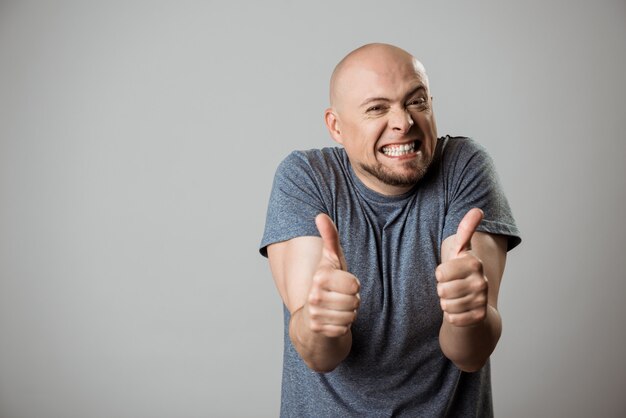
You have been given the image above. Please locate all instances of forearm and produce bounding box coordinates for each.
[289,306,352,373]
[438,304,502,372]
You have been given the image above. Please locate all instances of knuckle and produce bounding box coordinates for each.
[472,277,488,292]
[310,321,323,332]
[353,278,361,293]
[464,255,482,272]
[335,326,349,337]
[324,326,343,338]
[349,311,358,323]
[476,293,487,305]
[308,290,322,305]
[473,308,486,322]
[312,272,325,287]
[467,257,482,272]
[435,267,445,282]
[308,306,320,320]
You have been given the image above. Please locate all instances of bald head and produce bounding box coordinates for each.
[329,43,429,110]
[323,43,438,195]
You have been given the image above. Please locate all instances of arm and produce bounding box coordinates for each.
[436,208,508,372]
[267,214,360,373]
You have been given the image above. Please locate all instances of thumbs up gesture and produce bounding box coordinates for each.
[304,213,360,338]
[436,208,488,327]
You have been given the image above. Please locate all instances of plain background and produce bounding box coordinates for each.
[1,1,625,417]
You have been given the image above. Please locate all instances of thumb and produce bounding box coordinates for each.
[454,208,484,256]
[315,213,347,270]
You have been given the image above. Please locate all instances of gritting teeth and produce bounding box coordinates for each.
[382,141,415,156]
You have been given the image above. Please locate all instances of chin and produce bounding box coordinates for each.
[361,161,429,188]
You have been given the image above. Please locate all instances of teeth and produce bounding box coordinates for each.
[382,142,416,156]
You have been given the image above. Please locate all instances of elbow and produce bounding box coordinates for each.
[441,343,492,373]
[303,357,342,373]
[452,358,488,373]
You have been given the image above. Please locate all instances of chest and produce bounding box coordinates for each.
[335,192,446,335]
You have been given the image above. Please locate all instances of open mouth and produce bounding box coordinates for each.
[380,140,421,157]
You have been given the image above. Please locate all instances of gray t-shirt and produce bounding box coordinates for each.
[260,136,521,417]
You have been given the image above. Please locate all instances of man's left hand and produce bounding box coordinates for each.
[436,208,488,327]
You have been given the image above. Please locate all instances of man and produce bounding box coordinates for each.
[260,43,521,417]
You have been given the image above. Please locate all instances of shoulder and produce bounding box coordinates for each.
[278,147,346,172]
[439,135,488,159]
[436,135,495,174]
[260,147,349,257]
[275,147,350,189]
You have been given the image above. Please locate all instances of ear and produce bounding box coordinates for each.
[324,108,343,145]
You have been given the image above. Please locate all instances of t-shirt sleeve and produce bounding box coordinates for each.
[259,151,327,257]
[441,138,521,251]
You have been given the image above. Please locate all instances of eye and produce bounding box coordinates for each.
[366,104,387,114]
[407,97,427,107]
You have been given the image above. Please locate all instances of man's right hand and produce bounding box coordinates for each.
[303,213,360,338]
[267,213,360,371]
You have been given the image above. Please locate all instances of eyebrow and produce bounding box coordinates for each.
[359,85,427,108]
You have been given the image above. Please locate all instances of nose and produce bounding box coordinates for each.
[389,108,414,133]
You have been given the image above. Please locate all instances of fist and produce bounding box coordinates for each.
[436,208,488,327]
[305,214,360,338]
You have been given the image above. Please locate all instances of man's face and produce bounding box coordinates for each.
[328,56,438,195]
